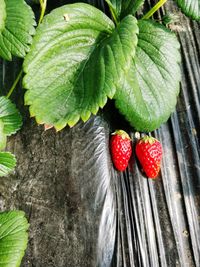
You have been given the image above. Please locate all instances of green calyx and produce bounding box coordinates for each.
[140,135,157,144]
[112,130,131,140]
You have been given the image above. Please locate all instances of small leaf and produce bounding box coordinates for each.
[114,20,181,132]
[105,0,144,20]
[0,96,22,136]
[0,151,16,176]
[0,210,29,267]
[23,3,138,130]
[161,13,180,25]
[128,0,145,16]
[0,121,7,150]
[175,0,200,20]
[0,0,36,61]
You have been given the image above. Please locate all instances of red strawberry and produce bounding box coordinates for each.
[136,136,162,178]
[110,130,132,171]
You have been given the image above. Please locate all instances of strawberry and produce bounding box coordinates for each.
[110,130,132,171]
[136,136,162,178]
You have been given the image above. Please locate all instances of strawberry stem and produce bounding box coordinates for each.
[39,0,47,25]
[6,69,23,98]
[105,0,119,25]
[142,0,168,19]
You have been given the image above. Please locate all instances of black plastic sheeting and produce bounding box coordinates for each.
[0,0,200,266]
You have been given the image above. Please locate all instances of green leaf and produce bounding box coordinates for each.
[23,3,138,130]
[175,0,200,20]
[0,96,22,136]
[0,0,36,61]
[128,0,145,16]
[105,0,144,21]
[0,210,29,267]
[0,121,7,150]
[0,151,16,176]
[114,20,181,132]
[0,0,6,32]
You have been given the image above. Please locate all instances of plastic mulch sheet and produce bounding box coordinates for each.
[0,0,200,266]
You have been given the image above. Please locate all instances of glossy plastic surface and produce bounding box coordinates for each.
[0,0,199,266]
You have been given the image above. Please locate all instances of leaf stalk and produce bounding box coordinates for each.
[39,0,47,25]
[6,69,23,98]
[142,0,168,19]
[105,0,119,25]
[109,6,119,25]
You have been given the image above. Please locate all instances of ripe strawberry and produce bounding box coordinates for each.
[110,130,132,171]
[136,136,162,178]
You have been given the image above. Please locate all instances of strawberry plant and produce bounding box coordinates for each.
[0,0,199,265]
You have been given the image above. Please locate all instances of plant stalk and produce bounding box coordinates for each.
[142,0,168,19]
[109,6,118,25]
[6,69,23,98]
[105,0,119,25]
[39,0,47,25]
